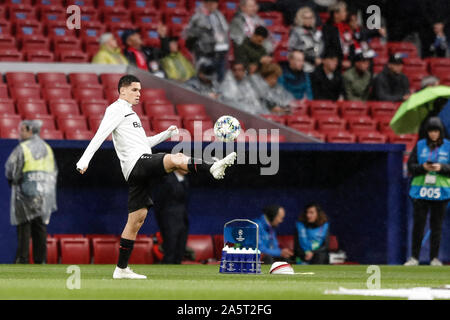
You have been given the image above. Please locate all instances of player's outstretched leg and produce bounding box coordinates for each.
[163,152,237,179]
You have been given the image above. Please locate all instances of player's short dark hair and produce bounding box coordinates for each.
[254,26,269,38]
[118,75,141,93]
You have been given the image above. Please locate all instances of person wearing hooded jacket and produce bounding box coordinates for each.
[5,120,58,264]
[405,117,450,266]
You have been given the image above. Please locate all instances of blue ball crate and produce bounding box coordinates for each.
[219,219,262,274]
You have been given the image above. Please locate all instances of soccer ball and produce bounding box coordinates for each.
[214,115,241,142]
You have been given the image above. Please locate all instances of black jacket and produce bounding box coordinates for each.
[310,65,343,101]
[371,66,410,102]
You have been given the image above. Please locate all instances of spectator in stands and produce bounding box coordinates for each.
[152,170,190,264]
[92,33,128,65]
[122,26,169,78]
[184,0,230,82]
[371,54,410,102]
[310,51,344,101]
[405,117,450,266]
[234,26,272,74]
[258,0,321,27]
[160,37,196,83]
[254,205,294,265]
[321,1,351,70]
[184,59,221,99]
[428,21,450,57]
[294,203,330,265]
[229,0,273,53]
[421,75,440,89]
[220,61,267,114]
[288,6,324,73]
[342,50,372,101]
[347,11,386,59]
[249,62,295,114]
[278,50,313,100]
[5,120,58,264]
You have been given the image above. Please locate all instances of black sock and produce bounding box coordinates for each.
[117,238,135,269]
[187,158,212,174]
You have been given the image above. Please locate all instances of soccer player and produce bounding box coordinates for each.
[76,75,236,279]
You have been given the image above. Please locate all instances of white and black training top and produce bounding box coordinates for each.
[76,98,172,181]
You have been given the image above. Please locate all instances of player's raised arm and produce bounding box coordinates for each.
[76,106,124,174]
[147,125,179,148]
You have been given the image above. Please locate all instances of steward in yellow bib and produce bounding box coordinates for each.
[5,120,57,263]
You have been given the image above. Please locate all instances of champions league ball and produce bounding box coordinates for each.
[214,115,241,142]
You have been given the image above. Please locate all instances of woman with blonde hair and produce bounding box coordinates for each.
[288,6,324,73]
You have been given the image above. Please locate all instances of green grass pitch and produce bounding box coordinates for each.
[0,264,448,300]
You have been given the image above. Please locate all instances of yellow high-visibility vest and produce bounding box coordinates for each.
[20,141,55,173]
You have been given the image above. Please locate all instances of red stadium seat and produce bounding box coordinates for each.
[0,127,20,138]
[388,133,417,152]
[0,99,16,115]
[348,117,377,133]
[0,35,16,49]
[19,34,50,51]
[387,41,418,57]
[338,100,369,119]
[100,73,125,89]
[277,235,294,251]
[176,104,208,118]
[92,237,119,264]
[80,101,107,117]
[212,234,224,260]
[184,118,214,138]
[37,72,68,87]
[0,19,11,36]
[14,20,42,38]
[129,0,155,10]
[0,48,23,61]
[132,8,161,27]
[290,99,309,115]
[42,87,73,101]
[66,0,95,6]
[60,237,90,264]
[24,114,56,131]
[65,129,94,140]
[10,86,41,101]
[357,131,387,144]
[184,235,214,263]
[141,88,167,103]
[73,87,105,103]
[6,72,36,87]
[24,49,54,62]
[104,89,119,104]
[17,100,48,116]
[151,115,182,132]
[328,235,339,252]
[0,84,8,98]
[57,49,89,63]
[49,100,80,117]
[88,114,103,132]
[52,36,81,52]
[317,116,347,134]
[144,103,176,119]
[69,73,100,87]
[326,131,356,143]
[129,236,154,264]
[310,100,338,117]
[57,115,88,132]
[368,101,398,119]
[289,122,316,133]
[40,128,63,139]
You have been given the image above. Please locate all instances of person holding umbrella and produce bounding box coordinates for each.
[405,117,450,266]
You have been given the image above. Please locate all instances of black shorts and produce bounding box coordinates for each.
[127,153,167,213]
